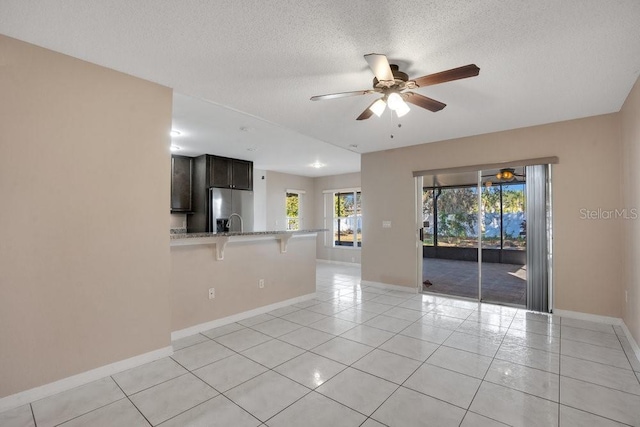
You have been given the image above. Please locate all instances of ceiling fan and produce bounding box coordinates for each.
[482,168,526,187]
[310,54,480,120]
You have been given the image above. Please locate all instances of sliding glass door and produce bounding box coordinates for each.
[421,167,531,307]
[480,180,527,306]
[422,182,479,301]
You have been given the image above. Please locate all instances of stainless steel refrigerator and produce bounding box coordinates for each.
[209,188,254,232]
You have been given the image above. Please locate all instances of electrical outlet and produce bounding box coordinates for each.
[382,221,392,228]
[259,279,265,289]
[208,288,215,299]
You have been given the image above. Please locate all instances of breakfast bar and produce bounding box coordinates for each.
[170,230,324,339]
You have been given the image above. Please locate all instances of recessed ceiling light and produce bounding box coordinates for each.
[170,145,181,151]
[349,144,359,149]
[239,126,253,132]
[310,162,326,169]
[246,147,258,152]
[170,129,181,137]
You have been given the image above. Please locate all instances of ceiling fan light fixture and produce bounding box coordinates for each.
[386,92,404,111]
[395,101,410,118]
[369,98,387,117]
[496,168,515,181]
[310,55,479,121]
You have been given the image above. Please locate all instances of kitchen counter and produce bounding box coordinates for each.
[170,229,326,260]
[170,229,326,240]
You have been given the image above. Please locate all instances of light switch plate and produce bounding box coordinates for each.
[382,221,392,228]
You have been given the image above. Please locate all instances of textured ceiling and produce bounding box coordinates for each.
[2,1,640,174]
[172,93,360,177]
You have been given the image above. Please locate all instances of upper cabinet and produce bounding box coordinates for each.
[171,155,193,212]
[209,155,253,191]
[187,154,254,232]
[210,156,232,188]
[231,159,253,190]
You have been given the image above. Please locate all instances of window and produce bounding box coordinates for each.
[492,183,526,251]
[286,191,302,231]
[334,191,362,247]
[435,186,479,247]
[422,183,526,251]
[480,183,526,250]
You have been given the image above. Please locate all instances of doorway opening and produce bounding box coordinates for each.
[419,168,527,307]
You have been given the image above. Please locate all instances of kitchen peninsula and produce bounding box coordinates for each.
[170,229,324,339]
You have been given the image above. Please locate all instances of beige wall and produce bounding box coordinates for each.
[362,114,623,317]
[265,171,315,231]
[253,168,268,230]
[621,76,640,343]
[171,237,316,331]
[0,36,173,398]
[313,172,362,263]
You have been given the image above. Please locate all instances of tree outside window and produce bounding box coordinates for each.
[422,183,526,250]
[286,192,300,230]
[334,191,361,247]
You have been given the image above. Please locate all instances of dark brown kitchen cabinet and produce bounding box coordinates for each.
[210,156,232,188]
[171,155,193,212]
[209,155,253,190]
[232,159,253,190]
[188,154,253,232]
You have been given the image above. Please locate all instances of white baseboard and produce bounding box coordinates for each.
[316,259,361,267]
[619,322,640,366]
[0,346,172,413]
[552,309,623,325]
[361,280,418,294]
[552,309,640,364]
[171,292,317,341]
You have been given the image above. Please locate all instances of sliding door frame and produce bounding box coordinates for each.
[416,160,556,310]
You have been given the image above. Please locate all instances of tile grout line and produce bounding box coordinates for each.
[245,287,469,421]
[47,397,133,427]
[29,403,36,427]
[557,402,635,427]
[556,315,636,426]
[168,347,266,426]
[256,288,426,424]
[110,378,154,427]
[233,304,386,426]
[612,324,640,379]
[461,304,518,427]
[358,304,476,425]
[183,305,378,425]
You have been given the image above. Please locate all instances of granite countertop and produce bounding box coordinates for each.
[170,229,327,239]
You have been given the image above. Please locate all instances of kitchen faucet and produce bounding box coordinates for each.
[227,213,244,232]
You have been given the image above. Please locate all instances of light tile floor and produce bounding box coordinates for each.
[2,262,640,426]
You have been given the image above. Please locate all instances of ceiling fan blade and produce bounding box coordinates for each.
[364,53,394,83]
[403,92,446,112]
[356,99,379,120]
[310,89,376,101]
[413,64,480,88]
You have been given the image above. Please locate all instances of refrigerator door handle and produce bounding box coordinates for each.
[208,188,212,232]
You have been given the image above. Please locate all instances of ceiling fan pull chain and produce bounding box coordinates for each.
[390,107,395,138]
